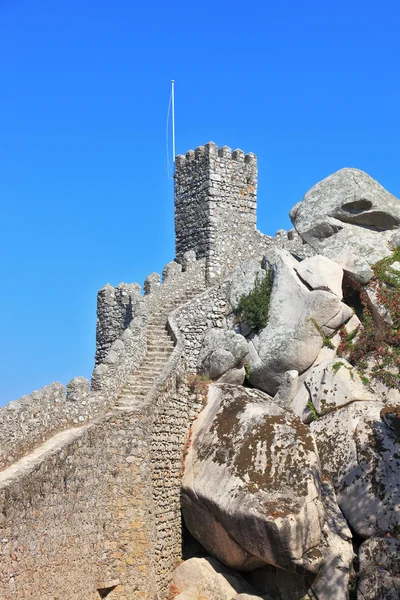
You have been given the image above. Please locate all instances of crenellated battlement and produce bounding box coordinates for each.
[175,141,256,167]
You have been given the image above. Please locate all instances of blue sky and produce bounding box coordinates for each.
[1,0,399,403]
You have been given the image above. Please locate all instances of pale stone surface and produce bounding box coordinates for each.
[233,595,272,600]
[290,382,312,423]
[182,384,324,572]
[273,370,299,408]
[295,254,344,298]
[175,587,199,600]
[199,328,248,380]
[246,248,349,395]
[310,481,354,600]
[290,167,400,283]
[305,358,375,416]
[358,538,400,600]
[311,401,400,538]
[216,366,246,385]
[172,557,255,599]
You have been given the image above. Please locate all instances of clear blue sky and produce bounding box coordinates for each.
[1,0,399,403]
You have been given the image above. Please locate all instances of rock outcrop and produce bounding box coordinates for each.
[182,384,324,572]
[357,538,400,600]
[290,168,400,283]
[198,328,248,380]
[244,248,351,394]
[311,401,400,538]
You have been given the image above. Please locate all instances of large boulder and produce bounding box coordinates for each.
[246,248,351,395]
[172,557,262,600]
[310,401,400,538]
[290,168,400,283]
[246,481,353,600]
[182,384,325,572]
[357,538,400,600]
[305,358,375,416]
[199,328,248,380]
[294,254,344,298]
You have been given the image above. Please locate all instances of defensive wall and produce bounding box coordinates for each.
[0,142,310,599]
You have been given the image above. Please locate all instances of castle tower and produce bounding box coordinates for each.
[174,141,258,282]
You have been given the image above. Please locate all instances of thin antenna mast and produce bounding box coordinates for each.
[171,80,176,165]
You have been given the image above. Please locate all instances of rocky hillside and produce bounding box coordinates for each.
[173,168,400,600]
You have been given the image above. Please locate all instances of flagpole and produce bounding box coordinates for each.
[171,80,175,166]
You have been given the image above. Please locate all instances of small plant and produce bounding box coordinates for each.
[348,574,358,598]
[311,318,335,349]
[307,399,319,421]
[242,359,251,380]
[234,271,273,331]
[331,361,355,380]
[339,248,400,389]
[360,375,371,386]
[331,361,343,375]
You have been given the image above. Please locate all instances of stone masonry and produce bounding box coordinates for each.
[0,142,313,599]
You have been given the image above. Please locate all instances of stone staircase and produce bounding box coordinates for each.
[115,289,200,408]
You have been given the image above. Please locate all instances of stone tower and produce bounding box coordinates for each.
[174,141,258,282]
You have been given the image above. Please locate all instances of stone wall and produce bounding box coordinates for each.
[95,282,142,365]
[174,280,231,371]
[0,379,113,472]
[91,296,148,398]
[0,409,157,600]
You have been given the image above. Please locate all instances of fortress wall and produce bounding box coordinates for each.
[91,297,148,397]
[144,253,206,305]
[148,298,208,597]
[0,380,112,472]
[0,409,158,600]
[0,296,148,473]
[95,283,142,365]
[174,279,231,371]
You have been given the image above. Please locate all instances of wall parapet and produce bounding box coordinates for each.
[91,296,148,398]
[0,380,110,471]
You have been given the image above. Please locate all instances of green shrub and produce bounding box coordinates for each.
[339,247,400,389]
[234,271,273,330]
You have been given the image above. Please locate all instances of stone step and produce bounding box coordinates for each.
[147,341,174,349]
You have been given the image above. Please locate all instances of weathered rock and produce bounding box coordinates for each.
[273,370,299,408]
[295,255,344,298]
[291,382,313,423]
[358,538,400,600]
[380,404,400,438]
[172,557,255,600]
[229,259,266,311]
[216,366,246,385]
[248,565,315,600]
[175,587,199,600]
[233,595,270,600]
[182,384,324,572]
[311,401,400,538]
[290,168,400,283]
[199,329,248,380]
[310,481,354,600]
[305,358,375,416]
[246,248,350,395]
